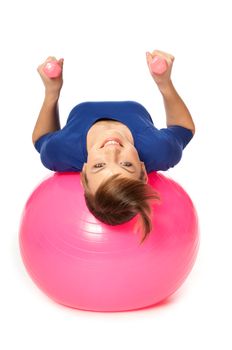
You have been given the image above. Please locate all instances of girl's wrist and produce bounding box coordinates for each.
[44,90,60,103]
[157,80,174,96]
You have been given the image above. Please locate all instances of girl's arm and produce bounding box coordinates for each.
[32,57,64,144]
[159,80,195,134]
[146,50,195,134]
[32,94,60,144]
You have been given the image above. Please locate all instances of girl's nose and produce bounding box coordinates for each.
[104,145,121,152]
[104,145,121,159]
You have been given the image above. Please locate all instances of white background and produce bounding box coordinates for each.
[1,0,232,349]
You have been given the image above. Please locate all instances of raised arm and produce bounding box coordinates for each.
[146,50,195,134]
[32,57,64,144]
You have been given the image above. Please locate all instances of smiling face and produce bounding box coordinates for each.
[81,127,148,194]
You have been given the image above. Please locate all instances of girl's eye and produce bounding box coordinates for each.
[123,162,132,167]
[94,163,105,168]
[94,162,132,168]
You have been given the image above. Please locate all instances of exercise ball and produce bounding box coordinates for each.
[19,172,199,312]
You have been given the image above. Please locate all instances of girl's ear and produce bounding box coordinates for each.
[141,162,148,184]
[80,163,87,188]
[80,177,84,188]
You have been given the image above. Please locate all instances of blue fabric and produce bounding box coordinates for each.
[34,101,193,173]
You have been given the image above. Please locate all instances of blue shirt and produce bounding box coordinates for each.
[34,101,193,173]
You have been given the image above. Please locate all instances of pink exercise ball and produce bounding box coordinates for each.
[19,172,199,312]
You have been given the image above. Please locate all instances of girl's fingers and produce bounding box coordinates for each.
[146,52,153,65]
[151,49,173,58]
[45,56,57,63]
[150,50,175,64]
[58,58,64,68]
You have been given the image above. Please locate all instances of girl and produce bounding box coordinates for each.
[33,50,195,242]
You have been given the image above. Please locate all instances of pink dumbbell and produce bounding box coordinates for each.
[150,56,168,75]
[43,60,62,78]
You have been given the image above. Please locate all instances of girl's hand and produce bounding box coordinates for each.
[146,50,175,90]
[37,57,64,98]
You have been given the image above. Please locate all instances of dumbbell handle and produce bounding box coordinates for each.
[43,61,62,78]
[150,56,168,75]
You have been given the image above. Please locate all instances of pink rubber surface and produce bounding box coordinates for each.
[19,172,199,312]
[151,56,168,74]
[43,61,62,78]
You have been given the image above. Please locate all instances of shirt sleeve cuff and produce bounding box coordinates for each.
[34,133,53,153]
[162,125,194,149]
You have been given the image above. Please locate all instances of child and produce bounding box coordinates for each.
[33,50,195,241]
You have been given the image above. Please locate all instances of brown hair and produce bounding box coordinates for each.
[80,169,160,243]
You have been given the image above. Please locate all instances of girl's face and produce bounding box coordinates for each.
[82,129,148,194]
